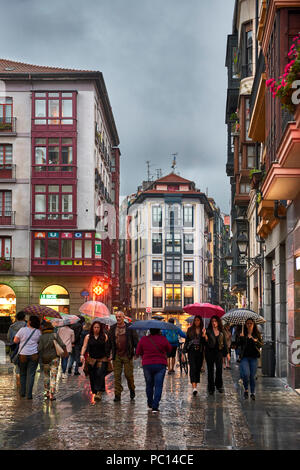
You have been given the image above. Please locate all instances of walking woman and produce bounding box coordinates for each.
[136,328,172,413]
[238,318,263,400]
[38,321,67,401]
[204,315,230,395]
[184,315,206,396]
[80,321,110,401]
[13,315,41,399]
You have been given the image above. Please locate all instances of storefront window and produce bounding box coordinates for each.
[40,284,69,313]
[0,284,16,319]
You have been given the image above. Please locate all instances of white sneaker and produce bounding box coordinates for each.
[62,373,67,379]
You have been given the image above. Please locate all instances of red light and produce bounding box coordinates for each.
[93,283,104,296]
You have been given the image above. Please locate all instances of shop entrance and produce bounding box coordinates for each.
[0,284,16,333]
[40,285,70,314]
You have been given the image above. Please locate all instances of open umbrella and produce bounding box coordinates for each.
[129,320,179,331]
[79,301,110,318]
[152,315,164,321]
[92,316,117,327]
[183,302,225,318]
[44,314,80,328]
[23,305,61,319]
[222,308,266,325]
[185,316,195,323]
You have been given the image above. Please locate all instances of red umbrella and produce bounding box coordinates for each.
[23,305,62,319]
[183,302,225,318]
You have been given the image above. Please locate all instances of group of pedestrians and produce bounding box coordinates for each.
[7,309,263,410]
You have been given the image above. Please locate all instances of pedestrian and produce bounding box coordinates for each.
[7,311,27,392]
[68,316,85,376]
[238,318,263,400]
[38,321,67,401]
[203,315,230,395]
[108,311,139,402]
[57,325,75,378]
[183,315,206,396]
[13,315,41,399]
[223,324,232,369]
[80,321,110,401]
[136,328,172,412]
[162,318,186,374]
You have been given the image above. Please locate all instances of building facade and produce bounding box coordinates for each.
[0,59,120,319]
[121,173,214,320]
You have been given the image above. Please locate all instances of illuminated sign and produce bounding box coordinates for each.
[296,256,300,271]
[95,241,102,258]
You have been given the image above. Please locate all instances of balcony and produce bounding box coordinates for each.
[249,51,266,142]
[32,165,76,178]
[0,211,15,226]
[0,257,14,273]
[257,200,287,238]
[32,214,77,227]
[0,164,16,181]
[0,117,16,135]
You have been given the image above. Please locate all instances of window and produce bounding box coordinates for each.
[152,233,162,254]
[184,234,194,254]
[152,260,162,281]
[33,91,75,126]
[184,261,194,281]
[246,29,253,76]
[165,233,181,253]
[152,205,162,227]
[33,137,74,172]
[0,237,11,259]
[165,284,181,307]
[166,204,180,228]
[240,183,250,194]
[153,287,162,308]
[245,98,252,142]
[0,97,13,125]
[0,191,12,216]
[166,257,181,281]
[0,145,12,165]
[247,145,256,169]
[183,205,194,227]
[33,184,75,222]
[184,287,194,305]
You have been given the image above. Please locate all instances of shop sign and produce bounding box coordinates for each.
[48,232,59,238]
[74,232,82,238]
[85,233,92,238]
[80,290,89,297]
[95,233,101,239]
[34,232,45,239]
[40,298,69,306]
[61,232,72,239]
[95,241,102,258]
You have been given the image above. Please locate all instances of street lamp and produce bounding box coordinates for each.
[225,253,233,268]
[236,233,248,255]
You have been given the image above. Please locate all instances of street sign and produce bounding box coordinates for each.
[146,307,152,314]
[80,290,90,297]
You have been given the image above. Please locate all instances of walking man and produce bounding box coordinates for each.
[108,311,139,402]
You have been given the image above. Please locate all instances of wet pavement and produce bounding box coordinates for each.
[0,356,299,450]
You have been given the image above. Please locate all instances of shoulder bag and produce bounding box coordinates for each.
[53,334,68,358]
[12,329,37,365]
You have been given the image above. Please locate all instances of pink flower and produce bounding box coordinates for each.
[266,78,275,87]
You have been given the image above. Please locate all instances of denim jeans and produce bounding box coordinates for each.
[143,364,166,410]
[68,345,81,373]
[19,354,39,398]
[61,353,70,373]
[240,357,258,393]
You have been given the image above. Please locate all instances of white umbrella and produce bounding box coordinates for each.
[222,308,266,325]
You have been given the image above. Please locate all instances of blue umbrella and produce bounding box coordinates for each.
[129,320,179,330]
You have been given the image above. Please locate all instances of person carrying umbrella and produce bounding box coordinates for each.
[107,311,139,402]
[136,327,172,412]
[203,316,230,395]
[161,318,186,375]
[80,320,110,401]
[183,315,206,396]
[38,321,67,400]
[237,318,263,400]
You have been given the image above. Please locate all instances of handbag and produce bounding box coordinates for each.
[53,334,68,358]
[12,329,37,365]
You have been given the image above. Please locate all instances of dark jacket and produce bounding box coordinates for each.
[205,328,228,357]
[70,322,83,346]
[183,327,206,354]
[108,323,139,360]
[38,328,66,364]
[237,333,263,359]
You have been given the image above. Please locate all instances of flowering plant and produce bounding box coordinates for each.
[266,34,300,113]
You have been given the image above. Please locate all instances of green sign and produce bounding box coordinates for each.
[95,241,102,258]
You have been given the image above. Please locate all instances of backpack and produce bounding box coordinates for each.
[164,329,178,345]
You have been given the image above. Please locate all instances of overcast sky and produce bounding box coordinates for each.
[2,0,235,213]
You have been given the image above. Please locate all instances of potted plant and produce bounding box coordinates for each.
[250,169,265,189]
[266,33,300,114]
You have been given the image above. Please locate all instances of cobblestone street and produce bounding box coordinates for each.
[0,357,299,451]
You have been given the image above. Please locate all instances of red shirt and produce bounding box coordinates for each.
[136,335,172,366]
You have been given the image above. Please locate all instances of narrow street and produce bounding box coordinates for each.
[0,358,299,451]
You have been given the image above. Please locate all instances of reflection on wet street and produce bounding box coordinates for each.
[0,360,299,450]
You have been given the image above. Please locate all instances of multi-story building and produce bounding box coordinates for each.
[121,172,214,321]
[248,0,300,389]
[0,58,120,318]
[225,0,260,308]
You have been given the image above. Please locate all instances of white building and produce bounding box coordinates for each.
[126,173,213,319]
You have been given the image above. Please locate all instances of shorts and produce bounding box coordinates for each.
[167,346,177,358]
